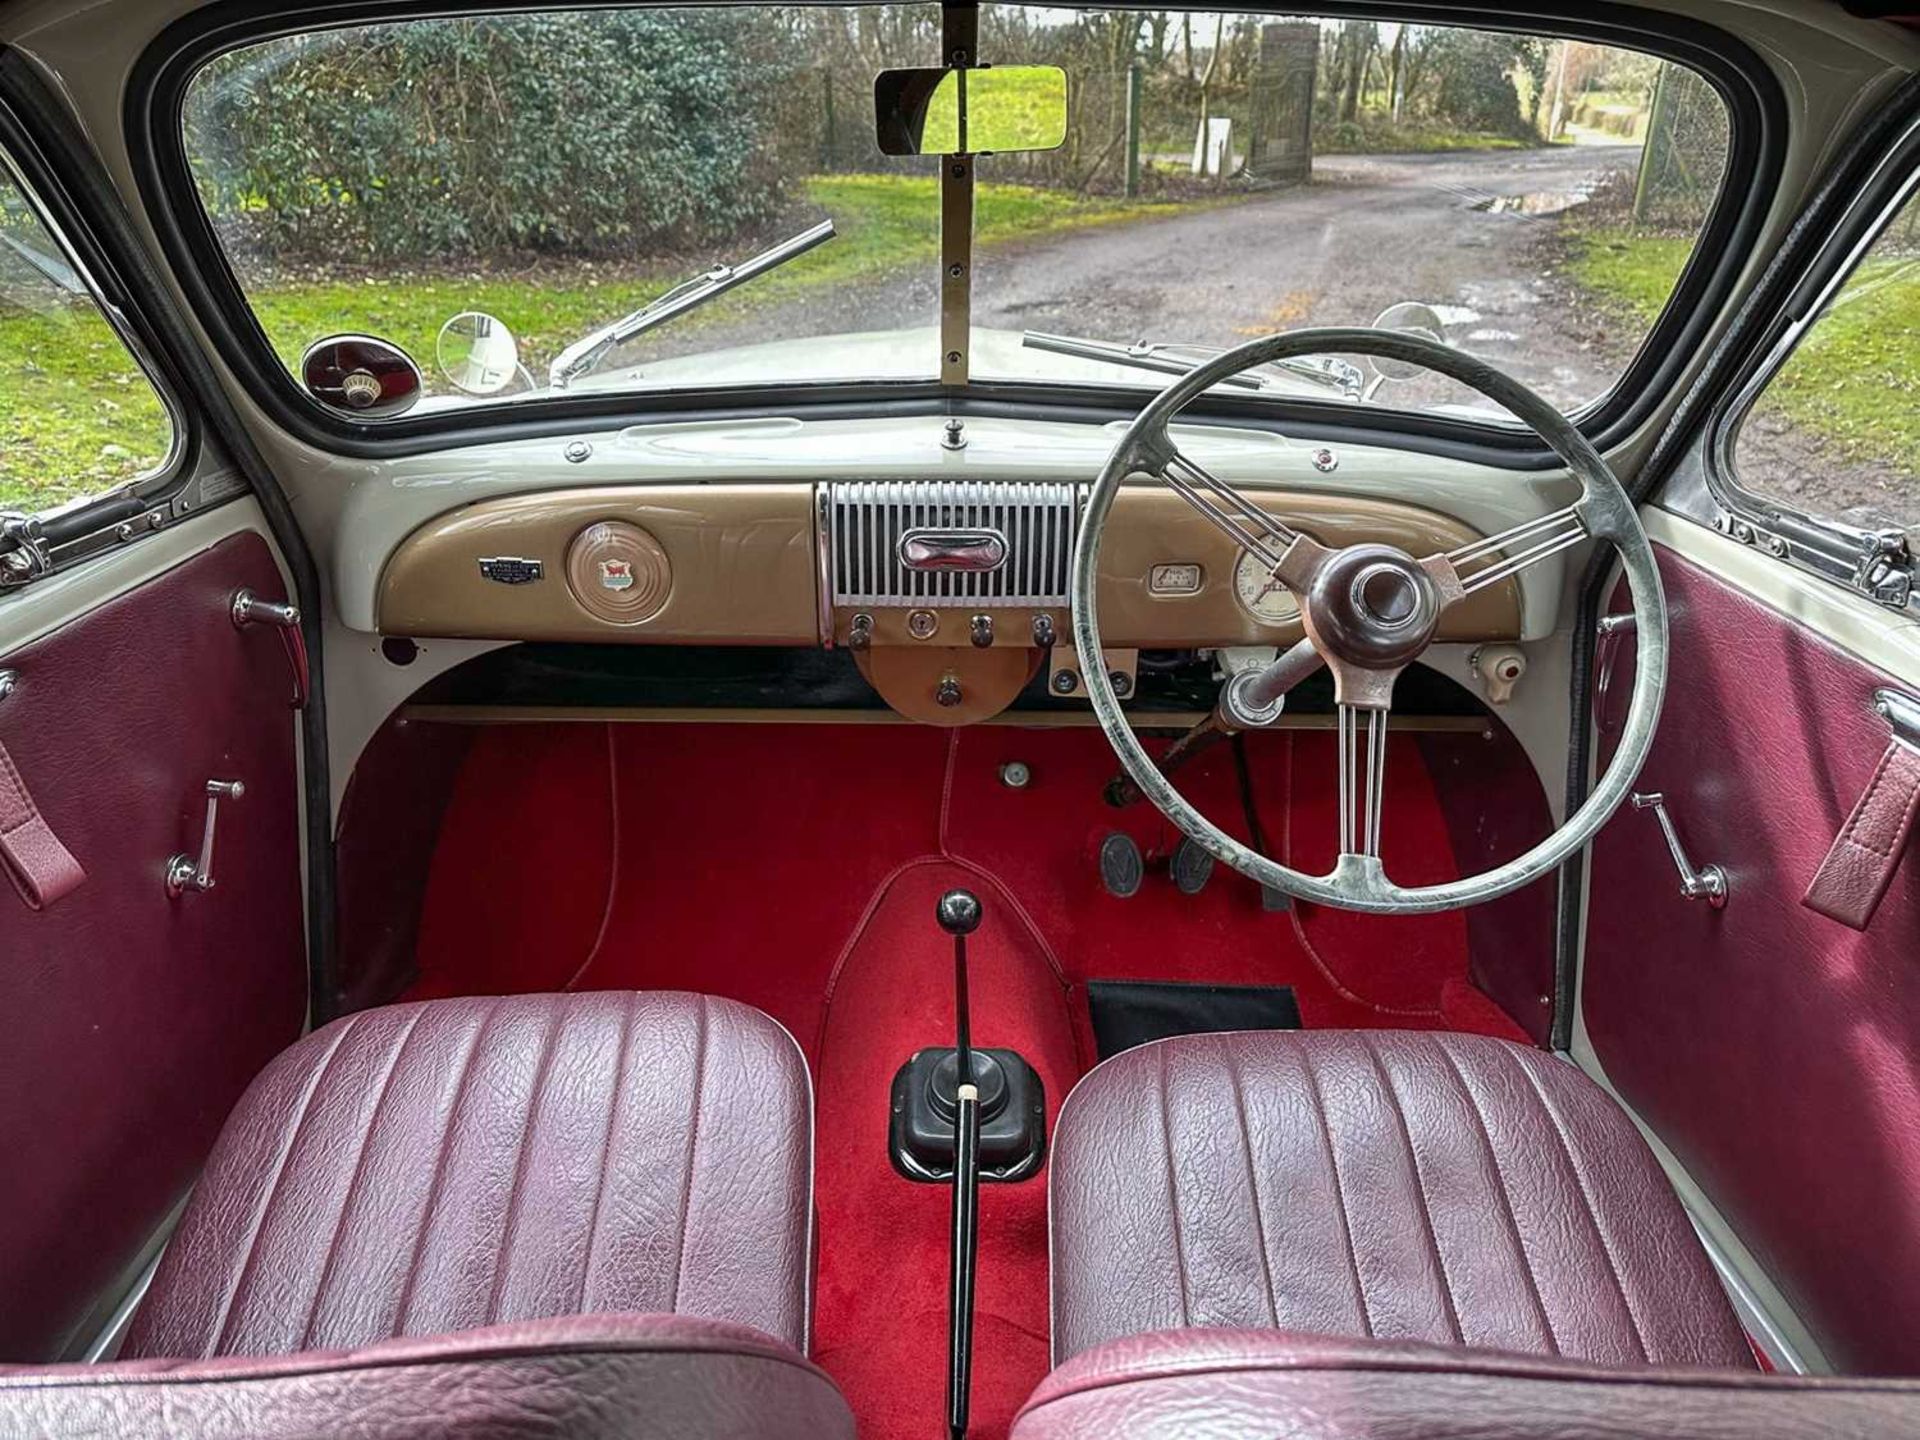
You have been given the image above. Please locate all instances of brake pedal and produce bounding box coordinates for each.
[1170,836,1215,896]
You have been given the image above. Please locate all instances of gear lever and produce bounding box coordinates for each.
[938,888,983,1440]
[885,890,1048,1431]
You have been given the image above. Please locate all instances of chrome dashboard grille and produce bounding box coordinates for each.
[825,481,1083,607]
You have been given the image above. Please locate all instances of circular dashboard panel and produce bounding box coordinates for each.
[1232,548,1302,626]
[566,520,672,625]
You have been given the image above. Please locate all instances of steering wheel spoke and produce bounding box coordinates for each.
[1428,504,1590,601]
[1144,440,1298,566]
[1336,701,1391,864]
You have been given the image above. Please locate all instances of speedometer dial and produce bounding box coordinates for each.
[1233,549,1302,626]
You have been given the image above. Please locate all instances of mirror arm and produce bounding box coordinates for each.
[549,219,836,389]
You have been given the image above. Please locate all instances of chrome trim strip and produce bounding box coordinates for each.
[814,483,834,648]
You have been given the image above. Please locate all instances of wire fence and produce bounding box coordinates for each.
[1632,62,1729,230]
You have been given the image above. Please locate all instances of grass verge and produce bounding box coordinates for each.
[2,174,1194,509]
[1565,224,1920,481]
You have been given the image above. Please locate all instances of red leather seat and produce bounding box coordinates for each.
[1048,1030,1752,1368]
[125,991,815,1357]
[0,992,850,1439]
[1010,1329,1920,1439]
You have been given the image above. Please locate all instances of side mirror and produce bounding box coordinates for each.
[300,335,422,419]
[1368,302,1447,383]
[437,312,522,396]
[874,65,1068,156]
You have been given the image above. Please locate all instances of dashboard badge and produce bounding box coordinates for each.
[477,556,544,585]
[1149,562,1203,596]
[599,558,635,592]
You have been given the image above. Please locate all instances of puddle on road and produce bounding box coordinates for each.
[1473,189,1591,216]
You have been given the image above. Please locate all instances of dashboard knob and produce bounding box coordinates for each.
[969,614,994,648]
[936,675,964,708]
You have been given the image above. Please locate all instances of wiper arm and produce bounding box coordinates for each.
[550,219,836,389]
[1022,330,1363,400]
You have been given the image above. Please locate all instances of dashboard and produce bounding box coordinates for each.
[360,415,1563,724]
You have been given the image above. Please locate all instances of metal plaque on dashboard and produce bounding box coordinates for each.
[477,556,545,585]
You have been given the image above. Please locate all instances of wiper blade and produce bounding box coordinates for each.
[1021,330,1363,400]
[550,219,836,389]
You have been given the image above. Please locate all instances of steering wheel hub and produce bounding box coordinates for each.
[1304,543,1443,674]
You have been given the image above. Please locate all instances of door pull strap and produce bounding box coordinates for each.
[0,735,84,910]
[1804,691,1920,930]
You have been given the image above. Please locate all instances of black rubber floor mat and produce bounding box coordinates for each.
[1087,980,1302,1060]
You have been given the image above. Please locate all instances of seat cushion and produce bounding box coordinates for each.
[122,992,813,1358]
[1010,1329,1920,1440]
[1048,1030,1752,1368]
[0,1315,853,1440]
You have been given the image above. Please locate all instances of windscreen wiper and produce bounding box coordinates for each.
[1021,330,1363,400]
[549,219,836,389]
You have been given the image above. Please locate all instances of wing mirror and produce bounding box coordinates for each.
[1367,301,1447,383]
[873,65,1068,156]
[300,335,422,418]
[436,311,524,396]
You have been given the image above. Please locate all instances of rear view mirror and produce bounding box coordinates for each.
[874,66,1068,156]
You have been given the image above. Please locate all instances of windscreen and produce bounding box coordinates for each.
[181,7,1731,420]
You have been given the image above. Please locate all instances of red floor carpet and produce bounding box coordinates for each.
[407,720,1527,1436]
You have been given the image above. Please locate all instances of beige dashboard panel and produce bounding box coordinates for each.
[378,484,817,643]
[1097,486,1522,646]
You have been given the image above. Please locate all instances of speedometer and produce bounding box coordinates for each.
[1233,550,1302,625]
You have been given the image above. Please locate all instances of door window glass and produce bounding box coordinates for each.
[1,164,176,512]
[1732,185,1919,535]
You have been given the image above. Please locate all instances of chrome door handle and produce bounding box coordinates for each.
[1630,792,1728,908]
[166,779,244,899]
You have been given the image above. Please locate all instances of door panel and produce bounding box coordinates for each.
[1584,529,1920,1373]
[0,527,305,1359]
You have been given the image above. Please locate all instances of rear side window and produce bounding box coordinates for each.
[1,161,176,512]
[1731,183,1919,536]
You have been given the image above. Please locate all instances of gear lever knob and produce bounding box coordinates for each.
[937,888,982,936]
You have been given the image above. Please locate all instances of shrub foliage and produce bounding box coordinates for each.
[186,11,799,263]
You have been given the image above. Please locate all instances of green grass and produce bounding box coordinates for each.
[1764,256,1920,475]
[1312,117,1534,156]
[2,173,1190,509]
[1566,224,1920,475]
[0,300,175,508]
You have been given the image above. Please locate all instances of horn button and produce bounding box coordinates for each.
[1305,544,1441,672]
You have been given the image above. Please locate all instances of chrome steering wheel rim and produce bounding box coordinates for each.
[1072,326,1668,915]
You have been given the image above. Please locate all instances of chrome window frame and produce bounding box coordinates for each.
[0,145,189,523]
[1698,115,1920,614]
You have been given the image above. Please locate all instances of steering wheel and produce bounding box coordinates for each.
[1072,327,1667,914]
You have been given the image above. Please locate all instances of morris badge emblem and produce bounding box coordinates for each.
[599,558,635,592]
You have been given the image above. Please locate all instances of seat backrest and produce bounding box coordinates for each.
[1011,1329,1920,1439]
[0,1314,853,1440]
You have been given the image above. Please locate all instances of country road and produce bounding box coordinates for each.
[968,143,1642,406]
[664,143,1646,410]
